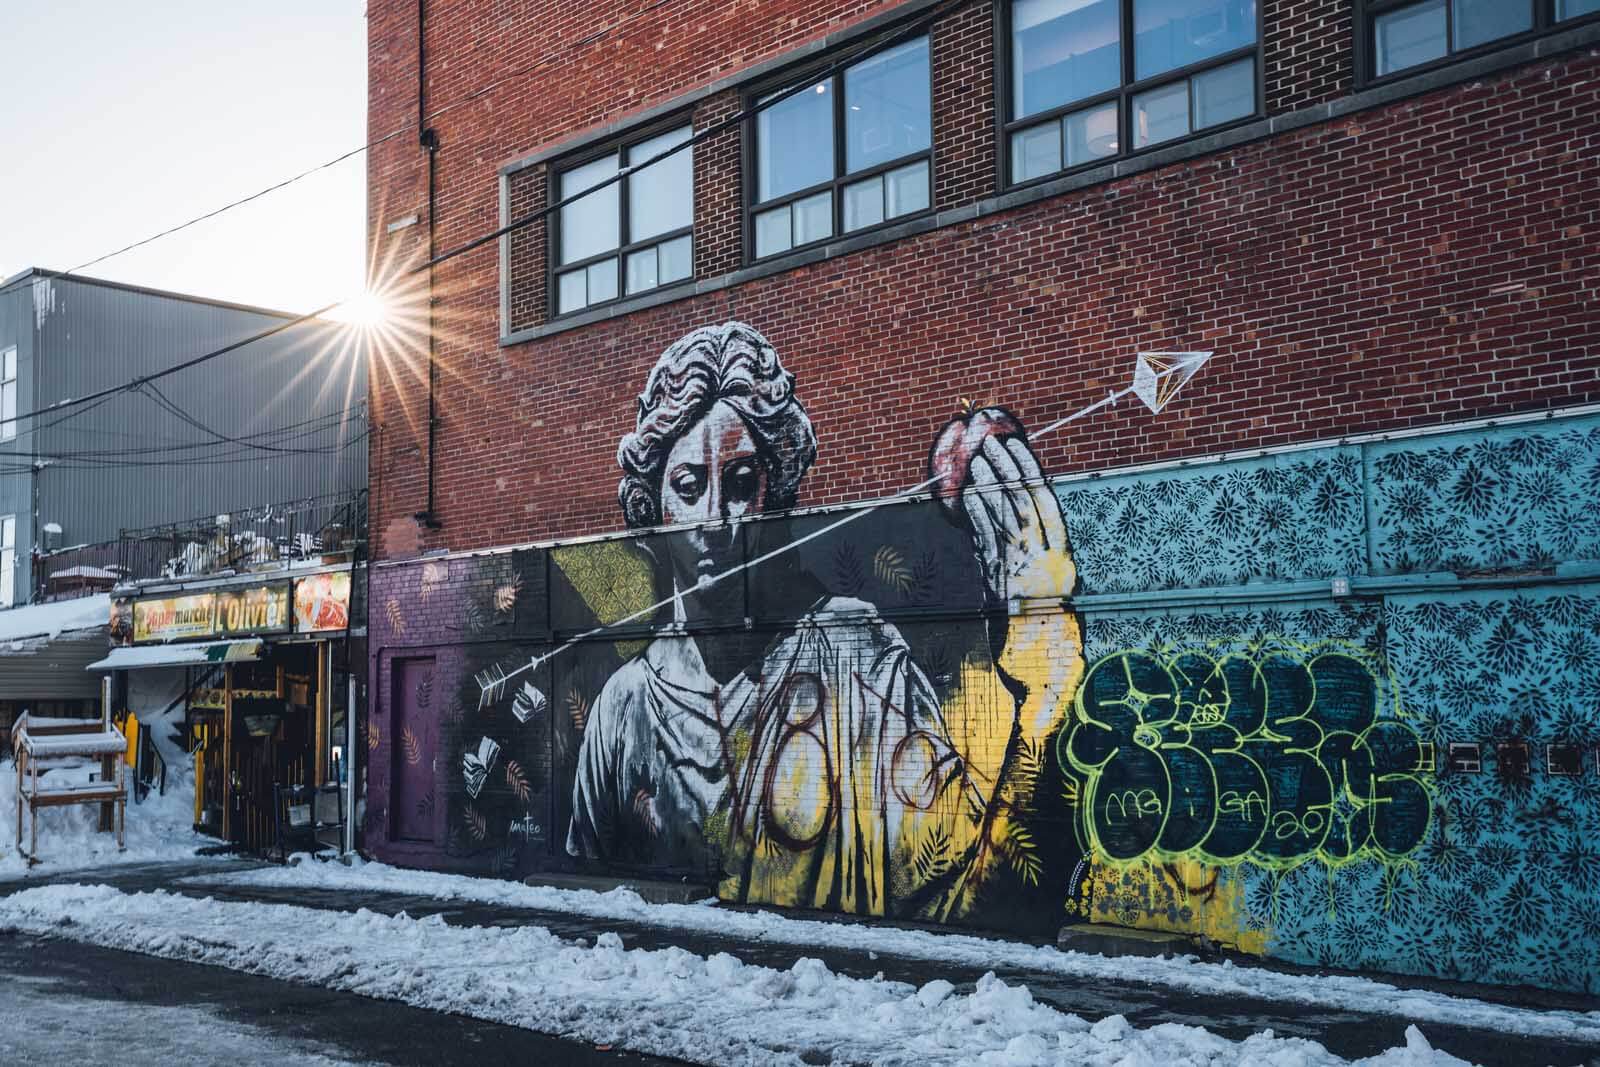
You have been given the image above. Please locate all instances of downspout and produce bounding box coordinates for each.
[416,0,442,529]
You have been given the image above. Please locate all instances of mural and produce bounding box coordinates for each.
[1062,642,1431,873]
[365,322,1600,994]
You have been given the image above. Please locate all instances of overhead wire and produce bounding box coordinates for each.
[0,0,689,305]
[421,0,973,271]
[1,0,973,455]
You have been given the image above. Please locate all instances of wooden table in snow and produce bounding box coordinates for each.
[12,714,128,864]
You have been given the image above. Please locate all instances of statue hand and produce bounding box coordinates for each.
[961,434,1075,604]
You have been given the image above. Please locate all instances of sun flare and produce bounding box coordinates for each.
[331,288,392,328]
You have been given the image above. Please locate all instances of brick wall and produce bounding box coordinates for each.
[368,0,1600,561]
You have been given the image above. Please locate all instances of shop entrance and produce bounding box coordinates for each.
[178,642,347,855]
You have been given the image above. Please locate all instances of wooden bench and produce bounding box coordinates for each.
[12,714,127,865]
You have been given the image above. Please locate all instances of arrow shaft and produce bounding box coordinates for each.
[480,361,1195,697]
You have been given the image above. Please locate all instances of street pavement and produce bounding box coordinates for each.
[2,859,1598,1067]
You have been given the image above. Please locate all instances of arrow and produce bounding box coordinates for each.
[476,349,1215,708]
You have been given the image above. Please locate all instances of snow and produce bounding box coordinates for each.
[0,762,213,878]
[87,638,262,670]
[0,593,108,645]
[17,729,128,758]
[188,859,1600,1047]
[126,667,192,772]
[0,883,1473,1067]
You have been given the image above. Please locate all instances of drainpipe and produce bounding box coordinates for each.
[344,671,358,855]
[415,0,442,530]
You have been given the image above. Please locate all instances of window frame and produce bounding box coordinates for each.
[743,34,937,264]
[995,0,1265,191]
[1,345,15,443]
[0,514,13,608]
[546,112,697,320]
[1354,0,1600,87]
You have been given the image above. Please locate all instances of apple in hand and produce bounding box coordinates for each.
[928,407,1024,519]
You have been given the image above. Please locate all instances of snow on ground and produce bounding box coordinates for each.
[0,594,109,644]
[184,858,1600,1047]
[0,763,213,879]
[0,971,357,1066]
[0,883,1468,1067]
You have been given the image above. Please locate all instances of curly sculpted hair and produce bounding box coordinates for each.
[617,321,817,529]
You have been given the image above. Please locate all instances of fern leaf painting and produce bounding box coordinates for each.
[873,545,914,595]
[568,687,590,734]
[505,759,531,804]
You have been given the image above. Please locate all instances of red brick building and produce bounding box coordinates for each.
[364,1,1600,991]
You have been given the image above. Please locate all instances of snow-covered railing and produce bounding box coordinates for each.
[12,713,127,865]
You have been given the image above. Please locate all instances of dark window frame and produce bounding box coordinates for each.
[1354,0,1600,87]
[994,0,1265,192]
[742,33,937,264]
[546,111,697,320]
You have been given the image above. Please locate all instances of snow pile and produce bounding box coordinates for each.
[0,594,109,645]
[0,763,211,878]
[0,884,1471,1067]
[187,859,1600,1046]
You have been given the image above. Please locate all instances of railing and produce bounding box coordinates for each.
[32,491,367,602]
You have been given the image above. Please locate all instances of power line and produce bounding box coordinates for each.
[0,427,370,474]
[421,0,970,272]
[0,0,970,447]
[0,0,689,305]
[30,402,367,463]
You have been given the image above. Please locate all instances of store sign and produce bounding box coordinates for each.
[132,583,290,643]
[293,571,352,633]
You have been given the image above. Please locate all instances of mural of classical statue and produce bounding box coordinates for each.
[565,321,1083,919]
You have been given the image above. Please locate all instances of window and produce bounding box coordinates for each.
[1,346,15,442]
[552,124,693,316]
[750,37,933,259]
[1005,1,1258,186]
[0,516,13,608]
[1360,1,1599,82]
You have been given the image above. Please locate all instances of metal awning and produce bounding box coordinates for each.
[86,639,264,671]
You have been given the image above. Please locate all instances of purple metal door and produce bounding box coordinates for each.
[390,656,436,842]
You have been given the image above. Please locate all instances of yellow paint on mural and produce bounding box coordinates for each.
[1085,858,1269,954]
[552,540,654,659]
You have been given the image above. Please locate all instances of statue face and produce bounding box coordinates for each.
[660,399,768,594]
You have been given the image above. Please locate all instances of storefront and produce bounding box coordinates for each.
[93,567,360,854]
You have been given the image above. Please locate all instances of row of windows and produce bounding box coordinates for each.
[1,346,16,444]
[1368,0,1598,78]
[547,0,1596,318]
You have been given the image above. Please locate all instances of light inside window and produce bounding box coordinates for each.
[757,83,833,202]
[843,37,931,172]
[1133,0,1257,81]
[1012,0,1121,120]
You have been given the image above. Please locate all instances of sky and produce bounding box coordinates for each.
[0,1,368,316]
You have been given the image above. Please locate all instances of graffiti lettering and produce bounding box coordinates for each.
[1060,644,1431,872]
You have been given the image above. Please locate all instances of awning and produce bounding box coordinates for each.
[87,639,264,671]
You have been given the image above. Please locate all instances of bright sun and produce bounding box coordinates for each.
[330,289,390,328]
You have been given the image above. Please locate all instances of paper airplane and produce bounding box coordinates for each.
[1131,351,1212,414]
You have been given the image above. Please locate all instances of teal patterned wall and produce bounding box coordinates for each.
[1057,412,1600,993]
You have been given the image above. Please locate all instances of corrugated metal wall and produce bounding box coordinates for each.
[0,631,109,699]
[29,274,367,548]
[0,278,39,601]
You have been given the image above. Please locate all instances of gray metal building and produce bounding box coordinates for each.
[0,269,368,606]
